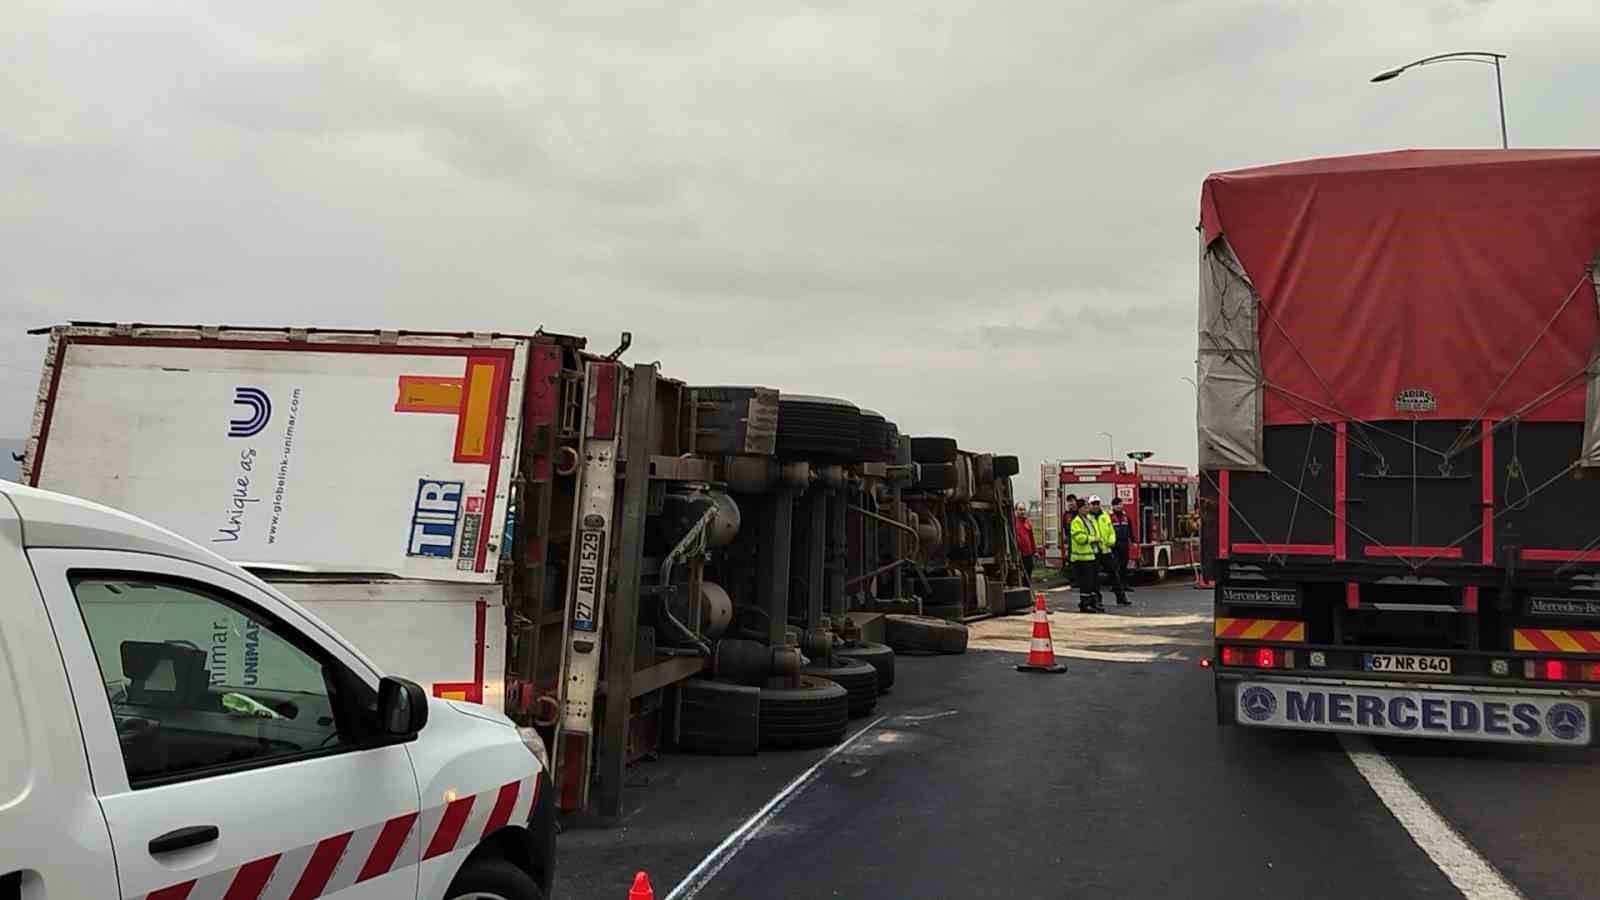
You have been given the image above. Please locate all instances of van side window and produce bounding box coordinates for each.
[71,574,375,786]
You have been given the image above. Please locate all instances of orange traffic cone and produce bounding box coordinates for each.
[1016,592,1067,673]
[629,871,654,900]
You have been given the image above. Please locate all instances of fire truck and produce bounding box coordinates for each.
[1040,459,1198,578]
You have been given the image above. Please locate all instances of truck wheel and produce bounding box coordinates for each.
[776,395,862,462]
[1003,586,1034,614]
[676,678,760,754]
[802,658,879,717]
[759,675,849,749]
[992,454,1021,478]
[884,613,969,655]
[857,410,900,463]
[446,858,544,900]
[909,436,959,464]
[835,641,895,692]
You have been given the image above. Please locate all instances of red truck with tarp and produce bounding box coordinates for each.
[1198,149,1600,746]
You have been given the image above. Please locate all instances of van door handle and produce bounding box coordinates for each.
[149,825,219,855]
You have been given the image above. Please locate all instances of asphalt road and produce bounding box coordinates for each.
[558,581,1600,899]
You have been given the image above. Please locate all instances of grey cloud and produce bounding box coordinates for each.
[2,0,1597,502]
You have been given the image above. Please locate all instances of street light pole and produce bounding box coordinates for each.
[1370,51,1509,149]
[1493,56,1508,150]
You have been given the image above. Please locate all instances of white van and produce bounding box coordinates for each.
[0,481,554,899]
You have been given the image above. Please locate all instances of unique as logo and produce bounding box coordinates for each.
[1240,686,1277,722]
[229,387,272,438]
[1394,388,1437,414]
[1546,703,1586,741]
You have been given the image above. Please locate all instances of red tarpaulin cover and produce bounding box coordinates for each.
[1201,149,1600,425]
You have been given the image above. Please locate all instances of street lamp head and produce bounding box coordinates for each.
[1370,66,1406,83]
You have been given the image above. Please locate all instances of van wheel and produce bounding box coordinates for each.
[447,858,544,900]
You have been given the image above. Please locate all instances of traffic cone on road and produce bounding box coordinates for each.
[629,871,654,900]
[1016,592,1067,674]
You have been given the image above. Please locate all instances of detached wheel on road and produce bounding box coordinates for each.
[1003,586,1034,614]
[446,858,544,900]
[835,641,895,692]
[884,613,969,655]
[909,436,959,464]
[759,675,849,749]
[803,657,879,717]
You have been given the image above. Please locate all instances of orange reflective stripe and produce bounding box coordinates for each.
[1214,617,1305,642]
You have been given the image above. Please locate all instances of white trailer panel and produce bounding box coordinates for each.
[26,328,526,583]
[272,579,507,710]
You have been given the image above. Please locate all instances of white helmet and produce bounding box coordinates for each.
[1088,495,1103,505]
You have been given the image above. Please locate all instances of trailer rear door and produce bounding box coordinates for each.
[25,326,527,583]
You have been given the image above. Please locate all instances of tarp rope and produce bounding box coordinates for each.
[1441,272,1592,460]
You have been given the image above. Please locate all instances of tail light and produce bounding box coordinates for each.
[1525,659,1600,682]
[1219,645,1294,669]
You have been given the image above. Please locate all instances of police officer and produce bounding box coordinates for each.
[1069,501,1103,612]
[1088,496,1130,606]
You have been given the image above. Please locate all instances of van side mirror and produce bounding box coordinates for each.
[378,676,429,737]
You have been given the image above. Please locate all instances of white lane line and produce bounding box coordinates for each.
[1339,735,1524,899]
[900,709,959,722]
[664,714,888,900]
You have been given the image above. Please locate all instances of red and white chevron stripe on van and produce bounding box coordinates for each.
[137,776,538,900]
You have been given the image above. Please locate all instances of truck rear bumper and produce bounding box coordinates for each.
[1215,673,1599,746]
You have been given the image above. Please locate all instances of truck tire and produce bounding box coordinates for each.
[759,675,849,749]
[858,410,900,463]
[776,395,862,462]
[909,436,959,464]
[802,658,879,717]
[914,462,957,491]
[884,613,969,655]
[1004,586,1034,614]
[992,454,1020,478]
[835,641,895,692]
[446,858,544,900]
[676,678,760,754]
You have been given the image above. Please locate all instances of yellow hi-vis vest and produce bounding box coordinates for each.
[1069,515,1099,562]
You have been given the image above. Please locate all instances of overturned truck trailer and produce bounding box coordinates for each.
[21,322,1025,817]
[1198,150,1600,745]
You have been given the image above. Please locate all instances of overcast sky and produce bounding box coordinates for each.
[3,0,1596,499]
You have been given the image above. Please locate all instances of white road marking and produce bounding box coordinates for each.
[1339,735,1524,899]
[900,709,959,722]
[663,714,888,900]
